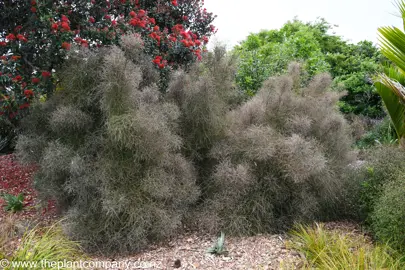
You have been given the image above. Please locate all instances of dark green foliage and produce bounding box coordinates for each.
[371,177,405,252]
[234,19,384,118]
[195,64,356,235]
[356,117,398,148]
[2,193,24,212]
[357,146,405,223]
[0,117,15,153]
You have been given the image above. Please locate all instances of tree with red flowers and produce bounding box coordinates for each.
[0,0,216,120]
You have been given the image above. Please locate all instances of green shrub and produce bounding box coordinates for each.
[357,146,405,223]
[288,223,405,269]
[194,63,356,235]
[371,177,405,252]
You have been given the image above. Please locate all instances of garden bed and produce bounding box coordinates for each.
[0,154,56,222]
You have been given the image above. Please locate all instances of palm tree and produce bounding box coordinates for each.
[375,0,405,144]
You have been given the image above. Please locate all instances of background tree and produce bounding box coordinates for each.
[0,0,216,121]
[234,18,384,118]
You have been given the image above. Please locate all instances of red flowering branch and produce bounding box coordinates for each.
[0,0,216,120]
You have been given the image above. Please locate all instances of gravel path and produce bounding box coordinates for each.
[94,232,303,270]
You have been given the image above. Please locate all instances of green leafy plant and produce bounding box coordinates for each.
[9,222,83,270]
[371,177,405,253]
[356,117,398,148]
[234,19,384,118]
[207,232,227,255]
[357,146,405,223]
[2,193,24,212]
[375,0,405,143]
[288,223,405,269]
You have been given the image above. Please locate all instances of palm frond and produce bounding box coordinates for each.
[378,26,405,72]
[394,0,405,29]
[375,68,405,139]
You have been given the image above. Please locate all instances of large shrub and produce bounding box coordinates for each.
[17,43,356,253]
[193,63,356,235]
[16,36,200,254]
[166,46,240,196]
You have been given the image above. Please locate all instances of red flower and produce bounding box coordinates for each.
[153,25,160,32]
[80,39,89,48]
[0,42,6,46]
[61,42,71,50]
[153,55,162,64]
[149,32,161,42]
[130,18,146,28]
[180,31,189,39]
[31,7,37,13]
[13,75,22,82]
[172,0,178,6]
[11,55,21,61]
[6,34,16,41]
[52,23,58,30]
[61,15,69,22]
[129,11,136,18]
[89,17,95,23]
[104,15,111,20]
[148,18,156,25]
[0,55,7,61]
[31,77,40,84]
[138,9,146,17]
[181,39,190,47]
[111,20,117,26]
[31,0,36,5]
[41,71,51,78]
[169,36,177,42]
[14,25,23,32]
[24,89,34,98]
[17,34,27,42]
[61,22,70,31]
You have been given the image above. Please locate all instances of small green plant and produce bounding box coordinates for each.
[287,223,405,269]
[9,222,83,270]
[207,232,227,255]
[2,193,24,212]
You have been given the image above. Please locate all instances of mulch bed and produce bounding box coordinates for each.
[0,154,57,222]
